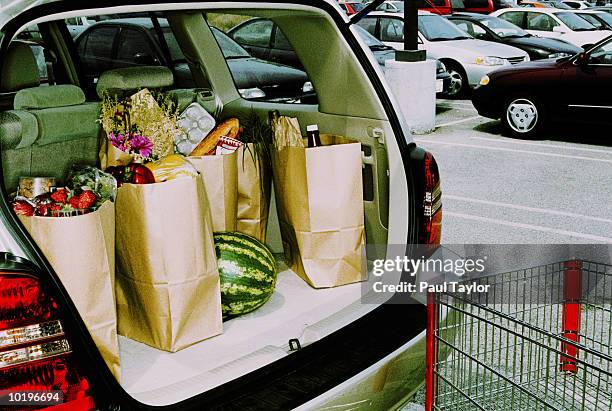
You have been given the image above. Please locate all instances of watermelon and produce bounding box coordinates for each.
[213,231,277,318]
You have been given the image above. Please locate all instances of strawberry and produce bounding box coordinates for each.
[50,188,69,204]
[78,190,97,210]
[12,200,35,216]
[49,203,62,216]
[68,195,80,209]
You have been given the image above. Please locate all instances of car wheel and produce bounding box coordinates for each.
[502,96,545,139]
[443,63,468,98]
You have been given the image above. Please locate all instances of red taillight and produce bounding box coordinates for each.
[0,272,96,410]
[420,151,442,245]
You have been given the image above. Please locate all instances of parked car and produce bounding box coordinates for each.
[228,17,452,92]
[472,34,612,138]
[529,0,574,8]
[74,18,312,102]
[570,9,612,28]
[541,0,574,7]
[377,0,406,12]
[338,1,366,15]
[492,8,612,47]
[448,12,582,59]
[591,5,612,12]
[0,1,443,410]
[562,0,596,8]
[358,11,529,96]
[376,0,501,14]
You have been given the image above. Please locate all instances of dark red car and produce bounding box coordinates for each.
[472,35,612,138]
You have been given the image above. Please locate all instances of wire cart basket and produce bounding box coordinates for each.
[425,260,611,411]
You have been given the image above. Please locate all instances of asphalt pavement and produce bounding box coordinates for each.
[415,98,612,245]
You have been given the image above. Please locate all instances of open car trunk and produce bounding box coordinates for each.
[0,2,424,408]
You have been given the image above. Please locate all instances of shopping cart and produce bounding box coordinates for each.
[425,260,611,411]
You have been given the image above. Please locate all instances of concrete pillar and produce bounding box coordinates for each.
[384,59,436,135]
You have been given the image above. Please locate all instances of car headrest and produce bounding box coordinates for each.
[0,42,40,93]
[96,66,174,99]
[13,85,86,110]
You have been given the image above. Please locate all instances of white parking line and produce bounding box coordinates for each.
[469,136,612,155]
[435,116,482,128]
[445,211,612,243]
[413,140,612,163]
[445,194,612,224]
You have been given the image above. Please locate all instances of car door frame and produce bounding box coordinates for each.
[564,42,612,119]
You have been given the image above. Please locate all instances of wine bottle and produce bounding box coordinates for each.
[306,124,322,148]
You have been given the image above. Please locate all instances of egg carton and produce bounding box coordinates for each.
[175,102,216,155]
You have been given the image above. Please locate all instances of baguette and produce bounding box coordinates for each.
[190,118,240,156]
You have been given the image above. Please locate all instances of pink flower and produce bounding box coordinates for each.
[130,134,153,158]
[109,132,127,151]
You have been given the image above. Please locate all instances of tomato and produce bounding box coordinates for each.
[106,164,154,185]
[127,164,155,184]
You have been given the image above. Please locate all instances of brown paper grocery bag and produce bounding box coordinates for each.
[19,202,121,381]
[236,143,272,243]
[114,176,222,352]
[272,135,366,288]
[99,135,133,170]
[189,152,238,232]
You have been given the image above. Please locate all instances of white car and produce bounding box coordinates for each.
[492,8,612,48]
[358,11,530,96]
[562,0,595,8]
[377,0,406,12]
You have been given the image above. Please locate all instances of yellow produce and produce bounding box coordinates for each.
[145,154,198,182]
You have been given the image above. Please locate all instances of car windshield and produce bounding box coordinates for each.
[390,1,405,11]
[418,14,473,41]
[554,12,598,31]
[595,12,612,25]
[354,25,390,49]
[211,27,252,59]
[577,13,608,29]
[480,16,529,38]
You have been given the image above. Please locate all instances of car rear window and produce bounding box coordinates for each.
[554,11,597,30]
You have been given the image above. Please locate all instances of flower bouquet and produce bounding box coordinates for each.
[98,88,179,168]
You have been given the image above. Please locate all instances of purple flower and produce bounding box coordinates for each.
[130,134,153,158]
[109,132,127,151]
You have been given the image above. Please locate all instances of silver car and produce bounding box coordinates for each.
[359,11,530,96]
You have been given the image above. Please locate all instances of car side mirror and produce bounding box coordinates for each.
[552,26,566,34]
[575,51,589,65]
